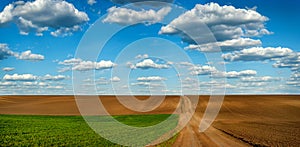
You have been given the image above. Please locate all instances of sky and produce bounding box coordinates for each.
[0,0,299,95]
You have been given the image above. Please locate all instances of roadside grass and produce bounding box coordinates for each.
[0,114,178,146]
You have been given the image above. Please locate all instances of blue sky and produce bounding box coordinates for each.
[0,0,299,95]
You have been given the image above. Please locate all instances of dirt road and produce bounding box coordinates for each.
[172,96,248,147]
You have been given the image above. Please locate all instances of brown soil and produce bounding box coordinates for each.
[0,95,299,146]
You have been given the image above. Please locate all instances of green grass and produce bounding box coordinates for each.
[0,114,178,146]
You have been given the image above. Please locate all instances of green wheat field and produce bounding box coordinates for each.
[0,114,178,146]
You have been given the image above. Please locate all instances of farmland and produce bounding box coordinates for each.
[1,95,300,146]
[0,114,178,146]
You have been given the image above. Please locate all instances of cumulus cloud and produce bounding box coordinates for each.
[46,86,64,89]
[0,0,89,36]
[2,73,69,83]
[212,70,257,78]
[110,0,174,5]
[59,58,82,65]
[50,25,80,37]
[240,76,281,82]
[131,82,162,87]
[103,6,171,25]
[286,81,300,87]
[178,62,218,75]
[135,54,149,59]
[58,58,116,71]
[159,3,271,44]
[286,72,300,87]
[15,50,44,61]
[291,72,300,79]
[184,38,262,52]
[0,81,16,86]
[2,67,15,71]
[273,52,300,71]
[22,81,47,86]
[57,67,71,73]
[178,62,195,67]
[0,43,14,60]
[37,82,48,86]
[3,74,38,81]
[129,59,170,69]
[178,62,256,79]
[0,44,44,62]
[237,82,268,87]
[43,74,67,81]
[110,76,121,82]
[222,47,293,62]
[190,65,217,75]
[137,76,166,81]
[269,51,300,87]
[198,81,236,89]
[87,0,97,5]
[72,60,116,71]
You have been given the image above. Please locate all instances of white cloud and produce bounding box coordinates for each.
[178,62,195,67]
[59,58,82,65]
[0,44,45,62]
[0,4,14,25]
[286,72,300,87]
[270,52,300,87]
[222,47,293,62]
[87,0,97,5]
[72,60,116,71]
[110,76,121,82]
[43,74,67,81]
[110,0,174,5]
[137,76,166,81]
[130,59,170,69]
[59,58,116,71]
[46,86,64,89]
[159,2,271,43]
[212,70,257,78]
[178,62,256,79]
[184,38,262,52]
[2,67,15,71]
[16,50,44,61]
[3,74,38,81]
[183,77,198,82]
[131,82,162,87]
[197,80,235,89]
[3,73,67,82]
[291,72,300,79]
[177,62,218,76]
[58,67,71,73]
[103,6,171,25]
[0,0,89,36]
[190,65,217,75]
[286,81,300,87]
[237,82,268,87]
[38,82,48,86]
[240,76,281,82]
[22,81,39,86]
[0,43,14,60]
[0,81,16,86]
[135,54,149,59]
[50,25,80,37]
[273,52,300,71]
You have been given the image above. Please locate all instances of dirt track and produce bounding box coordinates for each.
[1,95,299,146]
[172,96,248,146]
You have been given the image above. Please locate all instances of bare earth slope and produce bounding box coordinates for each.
[0,95,299,146]
[212,95,300,146]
